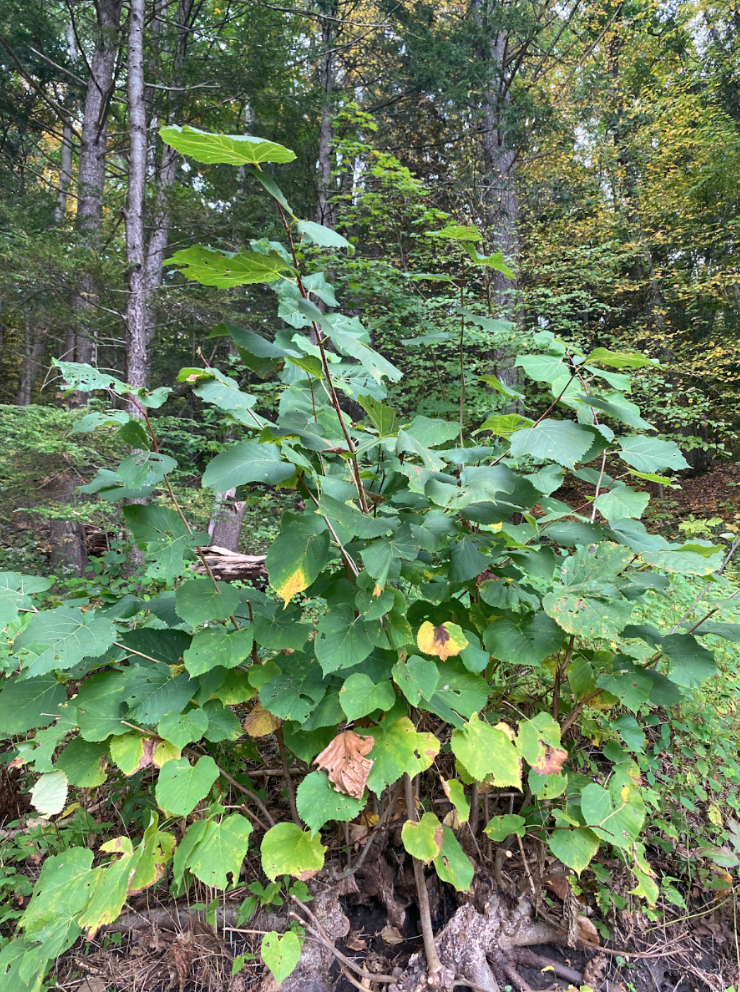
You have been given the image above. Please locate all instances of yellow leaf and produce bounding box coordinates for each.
[153,740,180,767]
[273,567,308,606]
[243,702,282,738]
[416,620,468,661]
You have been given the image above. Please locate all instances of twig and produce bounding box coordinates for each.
[290,901,397,983]
[404,772,442,975]
[275,727,300,825]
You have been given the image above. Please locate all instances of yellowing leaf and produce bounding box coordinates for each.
[243,702,282,738]
[416,620,468,661]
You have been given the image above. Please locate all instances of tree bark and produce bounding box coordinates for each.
[54,124,73,223]
[49,474,90,578]
[316,5,338,229]
[72,0,124,380]
[124,0,148,395]
[16,320,47,405]
[207,489,247,552]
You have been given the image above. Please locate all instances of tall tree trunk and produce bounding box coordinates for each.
[72,0,123,385]
[125,0,148,394]
[55,124,73,223]
[16,320,47,405]
[316,5,338,229]
[49,474,90,577]
[144,0,195,360]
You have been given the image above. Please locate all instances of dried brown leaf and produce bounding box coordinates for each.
[314,730,374,800]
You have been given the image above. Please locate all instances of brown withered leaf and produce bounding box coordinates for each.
[314,730,374,799]
[577,915,600,947]
[243,702,282,738]
[379,924,404,946]
[345,930,368,951]
[533,745,568,775]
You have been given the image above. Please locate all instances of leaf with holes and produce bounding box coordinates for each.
[261,930,302,985]
[402,812,444,862]
[261,823,325,881]
[416,621,468,661]
[451,713,521,787]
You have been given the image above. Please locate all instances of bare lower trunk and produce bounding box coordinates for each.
[71,0,123,398]
[125,0,148,395]
[49,475,90,578]
[16,322,47,405]
[54,124,73,223]
[207,489,247,552]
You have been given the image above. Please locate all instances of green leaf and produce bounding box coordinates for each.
[392,655,439,705]
[74,672,127,742]
[361,529,419,586]
[484,814,525,841]
[252,602,310,651]
[640,548,723,575]
[581,774,644,849]
[594,485,650,521]
[478,373,525,401]
[161,125,296,165]
[78,838,142,935]
[121,628,191,664]
[366,717,440,795]
[266,514,330,604]
[596,670,653,713]
[548,828,600,873]
[315,609,373,674]
[543,592,633,639]
[30,770,68,816]
[406,415,461,447]
[203,440,295,491]
[21,848,95,958]
[475,413,534,437]
[14,605,116,677]
[318,494,397,539]
[55,738,108,787]
[283,723,335,763]
[167,245,294,287]
[402,812,444,862]
[424,660,489,724]
[155,756,219,816]
[296,771,364,833]
[0,572,51,628]
[426,223,481,241]
[516,712,567,775]
[433,826,474,891]
[451,713,521,787]
[261,931,302,985]
[464,246,514,277]
[618,436,690,473]
[186,814,253,888]
[202,699,241,742]
[123,505,207,582]
[515,354,569,383]
[483,611,562,666]
[124,666,194,724]
[441,777,470,823]
[584,347,655,369]
[339,673,395,720]
[661,634,717,687]
[175,578,240,627]
[183,627,253,676]
[357,394,399,437]
[296,220,352,251]
[509,420,596,469]
[158,709,209,750]
[109,734,152,776]
[0,675,66,736]
[261,823,325,881]
[449,537,489,583]
[192,369,262,425]
[260,658,327,722]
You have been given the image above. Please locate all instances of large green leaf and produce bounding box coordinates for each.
[251,602,310,650]
[581,774,644,849]
[183,627,253,676]
[296,771,364,832]
[315,609,373,674]
[433,825,474,891]
[339,673,395,720]
[296,220,352,250]
[120,628,191,664]
[185,814,252,888]
[594,485,650,521]
[543,592,633,638]
[405,416,461,447]
[366,717,440,795]
[266,514,330,604]
[0,675,66,736]
[155,756,219,816]
[584,347,655,369]
[14,606,115,677]
[175,578,240,626]
[640,548,723,575]
[661,634,717,687]
[20,848,95,959]
[261,823,325,880]
[318,494,397,539]
[451,713,521,787]
[618,436,690,473]
[158,709,209,750]
[161,125,296,165]
[548,828,600,873]
[0,572,51,628]
[55,738,108,787]
[261,931,302,985]
[191,369,261,425]
[123,505,207,581]
[203,440,295,491]
[515,354,569,383]
[392,655,439,705]
[449,537,489,583]
[509,420,595,468]
[483,611,562,666]
[402,812,444,861]
[167,245,293,287]
[74,672,128,741]
[260,658,327,722]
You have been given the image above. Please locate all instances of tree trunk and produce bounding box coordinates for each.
[16,321,47,405]
[124,0,148,395]
[54,124,73,223]
[316,5,338,229]
[49,474,90,578]
[71,0,123,388]
[144,0,195,360]
[207,489,247,552]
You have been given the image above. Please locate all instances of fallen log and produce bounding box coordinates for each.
[193,545,267,583]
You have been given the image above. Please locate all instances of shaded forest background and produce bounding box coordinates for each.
[2,0,740,573]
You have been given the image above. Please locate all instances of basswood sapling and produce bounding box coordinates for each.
[0,126,736,989]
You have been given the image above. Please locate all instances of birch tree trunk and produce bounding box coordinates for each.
[208,489,247,552]
[124,0,148,393]
[316,4,338,229]
[16,321,47,405]
[72,0,123,375]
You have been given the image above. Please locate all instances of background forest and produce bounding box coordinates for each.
[3,2,740,992]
